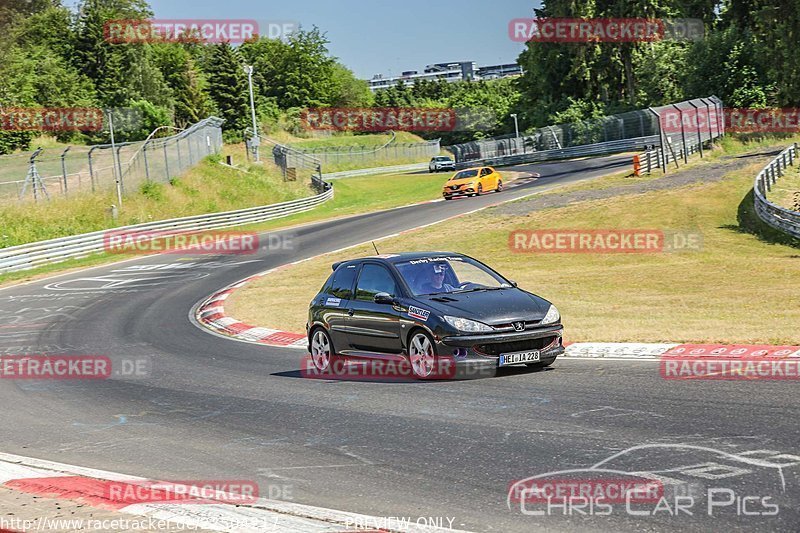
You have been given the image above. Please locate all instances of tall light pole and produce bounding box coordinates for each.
[510,113,520,154]
[244,65,260,162]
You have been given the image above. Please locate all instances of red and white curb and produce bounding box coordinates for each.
[0,452,471,533]
[563,342,800,359]
[195,267,308,349]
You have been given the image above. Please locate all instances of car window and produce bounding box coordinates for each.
[480,168,490,176]
[454,169,478,179]
[355,264,397,301]
[327,264,358,299]
[395,256,511,296]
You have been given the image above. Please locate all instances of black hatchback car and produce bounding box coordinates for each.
[306,252,564,379]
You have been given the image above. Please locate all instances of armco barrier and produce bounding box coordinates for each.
[0,186,333,273]
[453,136,659,170]
[753,143,800,239]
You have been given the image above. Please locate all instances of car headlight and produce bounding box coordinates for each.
[444,315,492,333]
[541,305,560,325]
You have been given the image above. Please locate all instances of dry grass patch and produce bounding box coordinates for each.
[226,156,800,344]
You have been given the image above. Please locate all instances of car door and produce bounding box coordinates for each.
[318,263,358,349]
[479,167,492,190]
[487,167,499,189]
[346,263,404,355]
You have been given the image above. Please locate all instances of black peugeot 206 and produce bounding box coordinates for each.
[306,252,564,379]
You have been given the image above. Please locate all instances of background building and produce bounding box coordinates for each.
[368,61,521,91]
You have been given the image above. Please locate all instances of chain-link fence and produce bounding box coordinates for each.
[447,97,723,165]
[293,135,441,169]
[1,117,224,202]
[249,134,327,193]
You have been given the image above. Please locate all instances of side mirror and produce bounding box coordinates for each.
[508,280,518,288]
[374,292,395,305]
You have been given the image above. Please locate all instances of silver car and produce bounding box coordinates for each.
[429,156,456,173]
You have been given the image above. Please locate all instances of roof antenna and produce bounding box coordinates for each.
[371,241,380,255]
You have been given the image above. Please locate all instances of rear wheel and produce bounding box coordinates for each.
[310,328,336,372]
[408,330,437,379]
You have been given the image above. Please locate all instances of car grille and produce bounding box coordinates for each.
[493,320,541,331]
[449,185,460,191]
[473,336,559,356]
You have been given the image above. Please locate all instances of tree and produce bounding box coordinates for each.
[205,42,250,139]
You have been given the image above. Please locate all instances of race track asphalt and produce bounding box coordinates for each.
[0,153,797,532]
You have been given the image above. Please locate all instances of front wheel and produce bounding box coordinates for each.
[476,184,483,196]
[408,331,437,379]
[310,328,336,372]
[496,180,503,192]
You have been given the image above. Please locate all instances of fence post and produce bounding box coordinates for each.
[688,101,703,158]
[648,108,667,173]
[116,145,124,194]
[163,142,170,180]
[672,104,688,164]
[61,146,71,196]
[88,146,97,192]
[143,141,151,182]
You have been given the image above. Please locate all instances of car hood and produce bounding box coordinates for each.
[416,288,550,325]
[445,177,477,187]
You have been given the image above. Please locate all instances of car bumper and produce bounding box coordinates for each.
[442,188,474,198]
[436,325,564,379]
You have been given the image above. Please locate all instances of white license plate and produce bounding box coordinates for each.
[499,350,540,366]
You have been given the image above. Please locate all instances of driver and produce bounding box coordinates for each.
[418,263,455,294]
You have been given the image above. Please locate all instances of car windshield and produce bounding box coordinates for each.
[435,157,452,161]
[395,256,512,296]
[452,169,479,179]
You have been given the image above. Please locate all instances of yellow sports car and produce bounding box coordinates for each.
[442,167,503,200]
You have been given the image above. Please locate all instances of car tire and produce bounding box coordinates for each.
[444,196,452,200]
[527,360,555,369]
[476,184,483,196]
[310,327,337,373]
[496,180,503,192]
[408,330,437,379]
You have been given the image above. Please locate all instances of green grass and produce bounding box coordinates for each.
[0,143,312,248]
[285,131,425,149]
[0,168,449,286]
[767,164,800,211]
[229,154,800,344]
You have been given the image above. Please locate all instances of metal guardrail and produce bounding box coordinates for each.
[753,143,800,239]
[449,96,723,172]
[0,185,334,274]
[453,136,659,170]
[323,162,428,179]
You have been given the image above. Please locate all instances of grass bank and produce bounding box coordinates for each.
[226,146,800,344]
